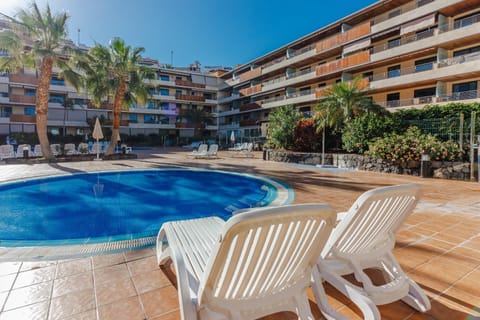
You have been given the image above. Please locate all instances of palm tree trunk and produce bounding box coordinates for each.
[36,57,54,159]
[105,80,126,155]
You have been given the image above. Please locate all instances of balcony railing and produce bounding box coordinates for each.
[453,12,480,29]
[239,102,262,112]
[9,95,36,104]
[10,114,36,123]
[316,51,370,76]
[371,28,435,54]
[316,21,371,53]
[239,119,258,127]
[239,84,262,96]
[379,89,480,108]
[9,74,39,85]
[372,0,435,25]
[175,94,206,102]
[239,67,262,82]
[174,79,206,89]
[372,51,480,82]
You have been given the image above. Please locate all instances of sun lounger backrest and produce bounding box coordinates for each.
[323,184,421,259]
[198,204,335,309]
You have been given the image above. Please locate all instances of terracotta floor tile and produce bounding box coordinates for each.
[0,274,16,293]
[463,236,480,251]
[13,266,56,289]
[95,278,136,307]
[431,293,480,319]
[56,308,97,320]
[0,300,49,320]
[131,269,171,295]
[140,286,179,319]
[3,280,53,311]
[52,271,94,298]
[394,246,437,272]
[56,258,92,279]
[440,247,480,268]
[48,288,95,320]
[92,253,125,269]
[97,296,144,320]
[409,257,475,294]
[449,268,480,298]
[123,248,154,262]
[377,301,416,320]
[416,238,457,253]
[93,264,129,286]
[0,262,21,276]
[127,256,157,276]
[149,309,181,320]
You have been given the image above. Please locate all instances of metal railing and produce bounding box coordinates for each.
[378,89,480,108]
[372,0,435,25]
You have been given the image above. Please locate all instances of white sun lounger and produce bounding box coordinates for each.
[15,144,32,158]
[312,184,430,320]
[63,143,76,155]
[157,204,347,320]
[0,144,15,160]
[187,143,208,158]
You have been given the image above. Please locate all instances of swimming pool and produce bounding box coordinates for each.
[0,169,292,248]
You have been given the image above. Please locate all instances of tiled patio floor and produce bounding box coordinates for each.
[0,147,479,319]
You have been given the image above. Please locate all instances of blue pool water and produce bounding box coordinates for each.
[0,169,288,246]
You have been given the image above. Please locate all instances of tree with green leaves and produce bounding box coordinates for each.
[0,2,82,159]
[178,108,208,138]
[78,37,155,155]
[314,77,386,131]
[266,105,302,149]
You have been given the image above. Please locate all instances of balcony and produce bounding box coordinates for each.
[378,89,480,109]
[315,78,370,98]
[175,122,205,129]
[239,119,259,127]
[239,102,262,112]
[218,94,241,104]
[316,51,370,76]
[9,94,36,104]
[239,84,262,96]
[263,69,317,92]
[175,94,206,102]
[175,79,206,89]
[372,15,480,62]
[370,52,480,90]
[239,67,262,82]
[316,22,371,53]
[9,74,39,85]
[10,114,36,123]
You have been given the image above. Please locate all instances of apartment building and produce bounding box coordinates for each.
[217,0,480,139]
[1,0,480,143]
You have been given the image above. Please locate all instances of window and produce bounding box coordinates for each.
[387,65,401,78]
[159,74,170,81]
[49,94,64,104]
[362,72,373,82]
[0,106,12,117]
[25,89,36,97]
[453,81,478,100]
[318,83,326,88]
[454,45,480,57]
[129,114,138,123]
[415,57,436,72]
[417,0,433,7]
[415,28,434,40]
[176,76,182,80]
[149,87,156,95]
[386,93,400,108]
[24,107,35,115]
[50,77,64,86]
[159,88,169,96]
[387,37,401,49]
[454,11,480,29]
[147,101,155,109]
[300,86,311,96]
[414,87,435,103]
[159,102,169,110]
[176,90,182,95]
[144,115,155,123]
[388,9,401,19]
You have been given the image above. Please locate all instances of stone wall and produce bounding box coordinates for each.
[265,150,474,180]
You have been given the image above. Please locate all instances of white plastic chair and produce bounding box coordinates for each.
[50,143,61,156]
[15,144,31,158]
[312,184,431,320]
[90,142,103,154]
[63,143,76,155]
[33,144,42,157]
[77,143,89,154]
[157,204,347,320]
[0,145,15,160]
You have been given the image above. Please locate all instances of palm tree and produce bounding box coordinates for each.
[314,77,386,131]
[78,38,154,155]
[178,108,208,137]
[0,3,82,159]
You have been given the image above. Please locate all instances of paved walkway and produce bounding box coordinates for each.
[0,147,479,319]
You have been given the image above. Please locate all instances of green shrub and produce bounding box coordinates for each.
[266,105,302,150]
[366,126,465,162]
[342,113,399,153]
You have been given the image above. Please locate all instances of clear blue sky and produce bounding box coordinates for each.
[1,0,377,68]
